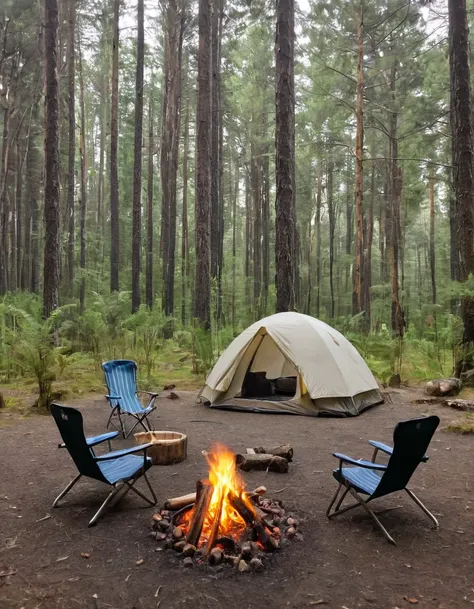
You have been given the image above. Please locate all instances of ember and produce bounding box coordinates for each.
[150,443,301,571]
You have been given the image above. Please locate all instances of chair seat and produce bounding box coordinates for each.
[333,466,383,496]
[99,455,152,485]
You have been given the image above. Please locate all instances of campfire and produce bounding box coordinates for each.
[151,443,301,571]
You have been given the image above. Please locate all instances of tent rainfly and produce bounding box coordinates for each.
[200,312,383,417]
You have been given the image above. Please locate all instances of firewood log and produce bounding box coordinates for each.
[235,453,289,473]
[185,480,213,547]
[425,378,461,397]
[254,445,293,462]
[164,492,196,511]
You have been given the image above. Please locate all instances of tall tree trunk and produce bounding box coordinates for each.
[210,0,221,301]
[244,166,252,303]
[388,61,403,338]
[353,2,364,319]
[315,164,322,318]
[275,0,296,312]
[449,0,474,343]
[345,154,353,299]
[131,0,144,313]
[231,154,239,330]
[251,137,262,314]
[0,108,9,294]
[181,92,189,324]
[161,0,185,332]
[194,0,212,328]
[97,5,109,249]
[262,139,270,314]
[146,97,154,309]
[43,0,61,318]
[66,0,75,296]
[15,137,23,288]
[78,35,87,313]
[428,170,436,307]
[109,0,120,292]
[327,160,335,319]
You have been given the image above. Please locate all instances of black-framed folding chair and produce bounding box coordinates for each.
[51,403,157,526]
[326,415,440,545]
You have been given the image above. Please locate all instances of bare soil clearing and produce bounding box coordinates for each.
[0,387,472,609]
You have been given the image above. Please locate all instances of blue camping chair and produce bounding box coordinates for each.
[51,403,157,526]
[102,360,159,438]
[326,416,440,544]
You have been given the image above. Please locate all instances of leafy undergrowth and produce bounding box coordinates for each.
[445,414,474,434]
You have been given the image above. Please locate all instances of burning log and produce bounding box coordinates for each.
[185,480,213,547]
[164,492,196,511]
[206,491,226,554]
[254,445,294,462]
[235,453,289,473]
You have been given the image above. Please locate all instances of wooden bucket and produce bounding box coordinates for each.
[134,430,188,465]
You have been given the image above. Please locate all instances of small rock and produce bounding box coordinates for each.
[250,557,264,573]
[241,543,252,558]
[152,513,163,522]
[161,510,170,517]
[249,541,260,554]
[286,517,295,526]
[183,557,193,568]
[182,544,196,558]
[173,540,186,552]
[172,527,184,540]
[157,519,170,531]
[208,547,223,566]
[163,383,176,390]
[286,526,296,538]
[167,392,179,400]
[135,559,144,566]
[238,560,251,573]
[362,590,377,603]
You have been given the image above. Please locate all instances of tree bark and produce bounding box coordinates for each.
[66,0,75,297]
[429,171,436,307]
[353,3,364,318]
[78,34,87,313]
[275,0,296,313]
[315,164,322,318]
[231,154,239,330]
[131,0,145,312]
[180,88,190,324]
[43,0,61,318]
[327,160,335,319]
[194,0,212,328]
[449,0,474,342]
[109,0,120,292]
[161,0,185,331]
[146,97,154,310]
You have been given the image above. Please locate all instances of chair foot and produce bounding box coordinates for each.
[405,488,439,528]
[88,487,120,527]
[53,474,82,507]
[347,487,397,545]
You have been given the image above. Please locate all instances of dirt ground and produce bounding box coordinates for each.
[0,387,473,609]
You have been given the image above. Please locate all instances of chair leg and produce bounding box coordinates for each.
[53,473,82,507]
[106,406,118,429]
[335,486,350,511]
[88,486,121,527]
[326,483,343,517]
[118,410,127,438]
[371,447,379,463]
[405,488,439,528]
[127,471,157,506]
[347,487,397,545]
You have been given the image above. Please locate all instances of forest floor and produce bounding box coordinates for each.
[0,387,473,609]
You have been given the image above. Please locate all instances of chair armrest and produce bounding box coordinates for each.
[369,440,429,463]
[369,440,393,456]
[95,442,154,461]
[105,394,122,400]
[86,431,119,447]
[58,431,119,449]
[332,453,387,471]
[139,390,159,397]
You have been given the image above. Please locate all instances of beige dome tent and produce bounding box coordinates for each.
[200,312,383,416]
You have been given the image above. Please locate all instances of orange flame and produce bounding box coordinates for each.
[182,443,256,545]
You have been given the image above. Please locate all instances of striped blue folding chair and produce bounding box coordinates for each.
[102,360,158,438]
[51,404,157,526]
[326,416,440,545]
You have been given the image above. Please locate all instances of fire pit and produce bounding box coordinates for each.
[150,443,301,571]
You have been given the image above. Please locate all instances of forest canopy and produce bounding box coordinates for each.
[0,0,473,406]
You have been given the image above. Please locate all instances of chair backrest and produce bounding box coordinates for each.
[50,403,107,483]
[372,415,440,499]
[102,360,138,410]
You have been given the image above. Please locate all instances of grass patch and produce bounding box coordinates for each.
[445,414,474,434]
